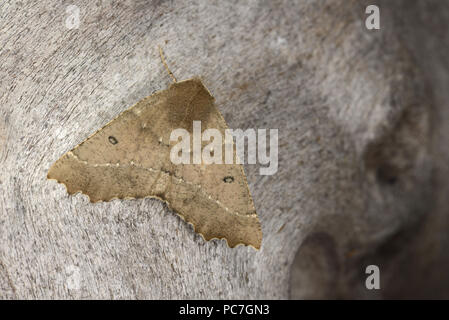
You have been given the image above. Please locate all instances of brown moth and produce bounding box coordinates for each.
[47,49,262,249]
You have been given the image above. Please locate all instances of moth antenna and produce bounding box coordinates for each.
[158,45,177,83]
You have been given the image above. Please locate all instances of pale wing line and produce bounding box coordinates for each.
[181,85,202,123]
[67,151,257,219]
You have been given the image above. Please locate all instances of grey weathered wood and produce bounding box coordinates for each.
[1,0,449,299]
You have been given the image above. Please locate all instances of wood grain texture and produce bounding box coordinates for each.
[1,0,449,299]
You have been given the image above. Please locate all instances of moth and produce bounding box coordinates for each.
[48,47,262,249]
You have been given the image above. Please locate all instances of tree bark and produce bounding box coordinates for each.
[1,0,449,299]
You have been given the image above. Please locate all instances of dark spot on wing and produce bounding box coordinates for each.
[108,136,118,145]
[223,176,234,183]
